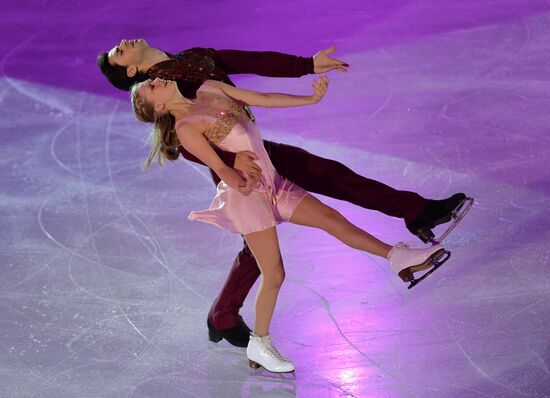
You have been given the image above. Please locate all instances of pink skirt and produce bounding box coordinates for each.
[188,174,308,235]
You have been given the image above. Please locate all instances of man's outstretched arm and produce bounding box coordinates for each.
[211,46,348,77]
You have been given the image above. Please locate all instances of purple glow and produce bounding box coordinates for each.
[1,1,549,397]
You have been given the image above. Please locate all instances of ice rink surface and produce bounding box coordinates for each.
[1,1,549,397]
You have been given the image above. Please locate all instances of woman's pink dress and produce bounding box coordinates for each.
[181,81,308,235]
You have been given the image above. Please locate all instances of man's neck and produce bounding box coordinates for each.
[139,47,170,73]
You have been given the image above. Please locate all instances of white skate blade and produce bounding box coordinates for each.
[406,250,451,289]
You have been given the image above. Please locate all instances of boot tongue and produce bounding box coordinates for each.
[389,242,410,261]
[391,241,408,251]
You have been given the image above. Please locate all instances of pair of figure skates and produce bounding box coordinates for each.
[396,193,474,289]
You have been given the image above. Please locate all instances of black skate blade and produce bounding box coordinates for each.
[407,250,451,289]
[430,197,474,245]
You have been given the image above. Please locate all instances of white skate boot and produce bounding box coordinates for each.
[247,333,295,374]
[389,243,451,289]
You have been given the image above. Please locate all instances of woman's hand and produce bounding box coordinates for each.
[236,172,258,196]
[216,165,247,190]
[217,165,258,196]
[309,76,329,104]
[234,151,262,179]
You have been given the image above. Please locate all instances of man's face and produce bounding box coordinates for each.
[107,39,149,76]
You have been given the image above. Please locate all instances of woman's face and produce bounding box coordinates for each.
[138,78,178,112]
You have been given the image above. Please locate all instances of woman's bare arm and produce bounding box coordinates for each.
[175,121,249,191]
[205,76,328,108]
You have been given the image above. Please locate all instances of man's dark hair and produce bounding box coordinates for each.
[96,52,148,91]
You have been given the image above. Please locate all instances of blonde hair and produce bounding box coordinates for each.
[131,83,180,170]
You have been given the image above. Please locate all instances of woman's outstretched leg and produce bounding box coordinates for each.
[243,226,284,337]
[289,194,448,286]
[290,194,392,258]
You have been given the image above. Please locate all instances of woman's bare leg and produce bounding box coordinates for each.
[243,227,284,337]
[290,194,392,258]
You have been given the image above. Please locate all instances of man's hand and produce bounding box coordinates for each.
[313,46,349,74]
[234,151,262,179]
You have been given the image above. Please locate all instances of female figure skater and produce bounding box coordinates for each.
[131,76,447,373]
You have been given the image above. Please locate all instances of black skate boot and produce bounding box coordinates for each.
[207,317,251,347]
[406,193,469,244]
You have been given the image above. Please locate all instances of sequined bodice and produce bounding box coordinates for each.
[203,96,248,144]
[176,82,249,145]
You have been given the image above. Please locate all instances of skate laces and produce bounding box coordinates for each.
[261,335,287,362]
